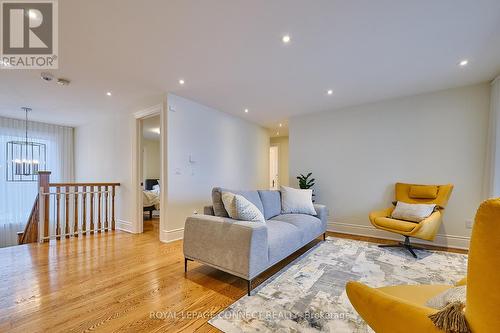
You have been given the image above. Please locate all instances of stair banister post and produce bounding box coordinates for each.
[38,171,51,242]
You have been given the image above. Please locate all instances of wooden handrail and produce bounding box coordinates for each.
[49,182,120,187]
[18,194,39,244]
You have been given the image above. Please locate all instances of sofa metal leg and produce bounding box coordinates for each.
[247,279,252,296]
[184,258,193,273]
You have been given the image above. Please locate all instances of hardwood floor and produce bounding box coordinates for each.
[0,227,466,333]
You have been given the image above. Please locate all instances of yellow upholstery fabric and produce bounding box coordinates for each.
[348,199,500,333]
[378,284,451,306]
[465,199,500,332]
[373,217,417,232]
[369,183,453,241]
[395,183,453,207]
[409,185,438,199]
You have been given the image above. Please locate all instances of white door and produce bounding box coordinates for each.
[270,146,279,189]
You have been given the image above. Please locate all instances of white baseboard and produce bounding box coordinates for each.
[327,220,470,250]
[160,228,184,243]
[116,219,139,233]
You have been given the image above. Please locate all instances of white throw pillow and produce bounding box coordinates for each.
[280,185,317,216]
[391,201,436,222]
[425,286,466,309]
[221,192,265,223]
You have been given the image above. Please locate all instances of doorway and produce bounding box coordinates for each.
[141,115,161,235]
[269,136,289,188]
[270,146,279,189]
[133,103,166,237]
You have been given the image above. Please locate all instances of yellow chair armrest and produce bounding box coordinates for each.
[410,210,442,240]
[369,207,394,223]
[455,277,467,286]
[346,281,441,333]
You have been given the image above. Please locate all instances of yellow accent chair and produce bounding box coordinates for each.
[347,198,500,333]
[369,183,454,258]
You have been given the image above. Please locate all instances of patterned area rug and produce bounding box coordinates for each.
[209,237,468,333]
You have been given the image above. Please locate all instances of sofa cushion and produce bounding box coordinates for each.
[280,185,317,215]
[221,192,265,223]
[258,190,281,219]
[212,188,264,217]
[266,220,302,263]
[271,214,323,243]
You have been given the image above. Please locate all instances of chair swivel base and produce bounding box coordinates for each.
[378,236,426,258]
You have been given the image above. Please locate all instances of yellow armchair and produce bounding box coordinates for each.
[370,183,454,258]
[348,198,500,333]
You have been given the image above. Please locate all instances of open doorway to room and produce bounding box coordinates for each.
[270,135,289,189]
[141,115,161,235]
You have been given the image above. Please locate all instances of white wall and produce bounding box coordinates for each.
[163,94,269,242]
[142,139,160,183]
[270,136,289,186]
[290,83,490,248]
[74,112,137,232]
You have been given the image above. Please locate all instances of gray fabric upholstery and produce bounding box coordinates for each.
[266,220,302,263]
[184,189,328,281]
[212,187,264,217]
[313,204,328,230]
[271,214,323,243]
[203,205,215,216]
[258,190,282,220]
[183,214,269,279]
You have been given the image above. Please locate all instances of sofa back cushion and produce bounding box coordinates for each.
[258,190,282,220]
[212,187,264,217]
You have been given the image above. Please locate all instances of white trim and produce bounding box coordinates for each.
[160,228,184,243]
[133,104,162,119]
[327,220,470,250]
[116,219,137,233]
[132,101,166,239]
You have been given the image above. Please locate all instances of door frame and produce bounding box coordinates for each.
[132,103,166,236]
[270,144,279,189]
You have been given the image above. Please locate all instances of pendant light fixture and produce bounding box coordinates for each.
[6,107,46,182]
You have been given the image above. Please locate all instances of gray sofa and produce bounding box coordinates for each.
[183,188,328,295]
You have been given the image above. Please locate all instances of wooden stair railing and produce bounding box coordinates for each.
[18,194,39,245]
[18,171,120,244]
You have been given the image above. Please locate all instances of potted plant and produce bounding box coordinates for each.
[297,172,316,201]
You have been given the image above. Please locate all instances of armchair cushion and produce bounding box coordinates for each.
[373,217,418,232]
[391,201,436,222]
[409,185,439,199]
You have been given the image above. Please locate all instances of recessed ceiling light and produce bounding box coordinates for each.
[459,60,468,67]
[327,89,333,95]
[282,35,291,44]
[244,108,249,113]
[106,92,112,96]
[179,79,185,85]
[279,123,282,127]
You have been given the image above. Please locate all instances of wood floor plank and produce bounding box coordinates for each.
[0,218,466,332]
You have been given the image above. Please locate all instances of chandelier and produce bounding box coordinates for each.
[6,107,46,182]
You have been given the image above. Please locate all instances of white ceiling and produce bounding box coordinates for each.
[142,115,160,141]
[1,0,499,132]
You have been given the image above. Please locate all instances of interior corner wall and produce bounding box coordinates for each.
[289,83,490,249]
[163,94,269,242]
[270,136,290,186]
